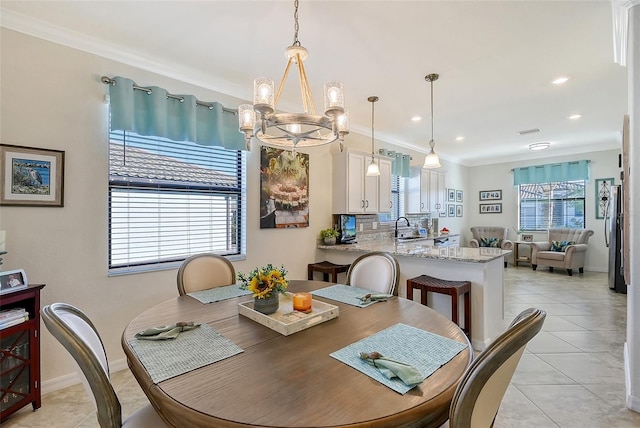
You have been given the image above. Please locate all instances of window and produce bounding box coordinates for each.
[518,180,585,231]
[108,131,246,273]
[378,175,405,222]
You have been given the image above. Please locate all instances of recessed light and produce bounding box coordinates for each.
[529,142,551,151]
[567,114,582,120]
[552,76,569,85]
[411,116,421,122]
[456,136,465,141]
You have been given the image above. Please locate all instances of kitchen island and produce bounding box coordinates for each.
[317,239,511,350]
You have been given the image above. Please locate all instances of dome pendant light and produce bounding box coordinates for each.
[423,73,441,169]
[366,96,381,177]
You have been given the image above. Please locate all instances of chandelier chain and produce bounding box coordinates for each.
[293,0,301,46]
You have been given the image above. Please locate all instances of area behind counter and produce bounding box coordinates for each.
[317,239,511,350]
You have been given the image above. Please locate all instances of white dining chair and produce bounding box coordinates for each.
[345,251,400,295]
[42,303,168,428]
[177,253,236,295]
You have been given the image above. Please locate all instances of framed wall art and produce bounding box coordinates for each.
[595,177,614,219]
[479,190,502,201]
[448,204,456,217]
[456,205,463,217]
[0,144,65,207]
[447,188,456,202]
[479,203,502,214]
[456,190,463,203]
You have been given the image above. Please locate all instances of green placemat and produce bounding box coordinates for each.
[129,324,243,383]
[330,323,468,394]
[311,284,389,307]
[187,283,251,304]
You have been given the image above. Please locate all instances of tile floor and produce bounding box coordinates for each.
[3,266,640,427]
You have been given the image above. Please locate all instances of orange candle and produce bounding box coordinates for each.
[292,292,312,312]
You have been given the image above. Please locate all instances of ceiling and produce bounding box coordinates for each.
[0,1,628,166]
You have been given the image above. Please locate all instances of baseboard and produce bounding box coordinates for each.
[624,343,640,412]
[41,357,128,395]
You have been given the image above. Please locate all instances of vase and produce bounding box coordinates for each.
[323,237,336,245]
[253,293,280,315]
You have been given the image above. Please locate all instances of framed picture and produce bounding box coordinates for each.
[0,269,28,294]
[521,234,533,242]
[456,190,463,203]
[456,205,463,217]
[1,144,65,207]
[479,190,502,201]
[595,178,614,219]
[479,203,502,214]
[448,204,456,217]
[447,188,456,202]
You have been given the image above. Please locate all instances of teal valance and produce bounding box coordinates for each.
[378,149,411,178]
[513,160,590,185]
[107,76,245,151]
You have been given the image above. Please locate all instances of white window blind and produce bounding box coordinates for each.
[108,130,246,273]
[518,180,585,231]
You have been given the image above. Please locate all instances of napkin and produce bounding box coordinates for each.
[359,351,425,386]
[357,294,391,304]
[135,321,200,340]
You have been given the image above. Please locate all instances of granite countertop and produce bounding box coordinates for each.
[317,239,511,264]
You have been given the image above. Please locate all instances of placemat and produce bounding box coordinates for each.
[128,323,243,383]
[311,284,388,307]
[187,283,251,304]
[330,323,468,394]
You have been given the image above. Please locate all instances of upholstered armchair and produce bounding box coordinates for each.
[469,227,513,267]
[530,228,594,276]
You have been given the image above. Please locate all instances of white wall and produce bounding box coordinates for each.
[467,150,621,272]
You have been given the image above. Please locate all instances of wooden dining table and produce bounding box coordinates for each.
[122,280,473,428]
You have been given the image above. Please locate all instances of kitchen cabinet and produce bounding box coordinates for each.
[406,167,446,214]
[332,150,392,214]
[0,284,45,421]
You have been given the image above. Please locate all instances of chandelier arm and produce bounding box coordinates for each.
[298,59,316,115]
[275,57,295,107]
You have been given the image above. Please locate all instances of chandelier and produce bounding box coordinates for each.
[238,0,349,151]
[423,73,441,169]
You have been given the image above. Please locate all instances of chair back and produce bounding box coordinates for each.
[470,227,508,242]
[547,228,593,245]
[42,303,122,428]
[177,253,236,295]
[449,308,546,427]
[346,251,400,295]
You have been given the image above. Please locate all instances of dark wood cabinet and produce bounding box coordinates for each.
[0,283,45,422]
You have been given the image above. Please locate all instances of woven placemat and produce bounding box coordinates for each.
[311,284,387,307]
[128,324,243,383]
[330,323,468,394]
[187,284,251,304]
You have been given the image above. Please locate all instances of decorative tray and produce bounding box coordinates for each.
[238,292,339,336]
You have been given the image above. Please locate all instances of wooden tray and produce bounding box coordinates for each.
[238,292,339,336]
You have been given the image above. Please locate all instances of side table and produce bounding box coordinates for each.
[513,241,532,267]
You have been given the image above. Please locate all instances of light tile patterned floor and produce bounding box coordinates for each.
[3,266,639,427]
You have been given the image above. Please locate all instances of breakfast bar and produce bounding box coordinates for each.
[317,240,511,350]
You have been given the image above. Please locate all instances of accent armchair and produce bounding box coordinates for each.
[469,227,513,268]
[530,228,594,276]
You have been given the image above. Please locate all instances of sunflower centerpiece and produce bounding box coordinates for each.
[238,264,288,314]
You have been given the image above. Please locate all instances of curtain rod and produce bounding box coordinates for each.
[101,76,237,114]
[510,160,591,172]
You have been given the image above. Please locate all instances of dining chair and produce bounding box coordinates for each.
[176,253,236,295]
[345,251,400,295]
[42,303,168,428]
[446,307,546,428]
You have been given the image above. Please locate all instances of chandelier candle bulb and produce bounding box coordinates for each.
[292,292,312,312]
[253,78,275,113]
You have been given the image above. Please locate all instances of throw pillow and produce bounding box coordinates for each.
[480,237,500,248]
[551,240,575,252]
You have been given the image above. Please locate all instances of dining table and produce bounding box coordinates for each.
[121,279,473,428]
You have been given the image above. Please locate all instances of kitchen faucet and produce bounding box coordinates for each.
[394,217,410,238]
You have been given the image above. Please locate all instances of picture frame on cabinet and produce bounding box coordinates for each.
[0,144,65,207]
[0,269,28,294]
[479,203,502,214]
[456,190,463,203]
[447,188,456,202]
[456,205,463,217]
[448,204,456,217]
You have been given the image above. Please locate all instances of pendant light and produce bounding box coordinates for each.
[366,96,380,176]
[423,73,441,169]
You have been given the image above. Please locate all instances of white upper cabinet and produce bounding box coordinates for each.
[406,166,446,214]
[333,150,392,214]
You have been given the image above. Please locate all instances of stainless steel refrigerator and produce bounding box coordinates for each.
[605,185,627,293]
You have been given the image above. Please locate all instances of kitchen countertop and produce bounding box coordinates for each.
[317,238,510,263]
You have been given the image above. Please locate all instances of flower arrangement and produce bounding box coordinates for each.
[238,264,288,299]
[319,228,339,239]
